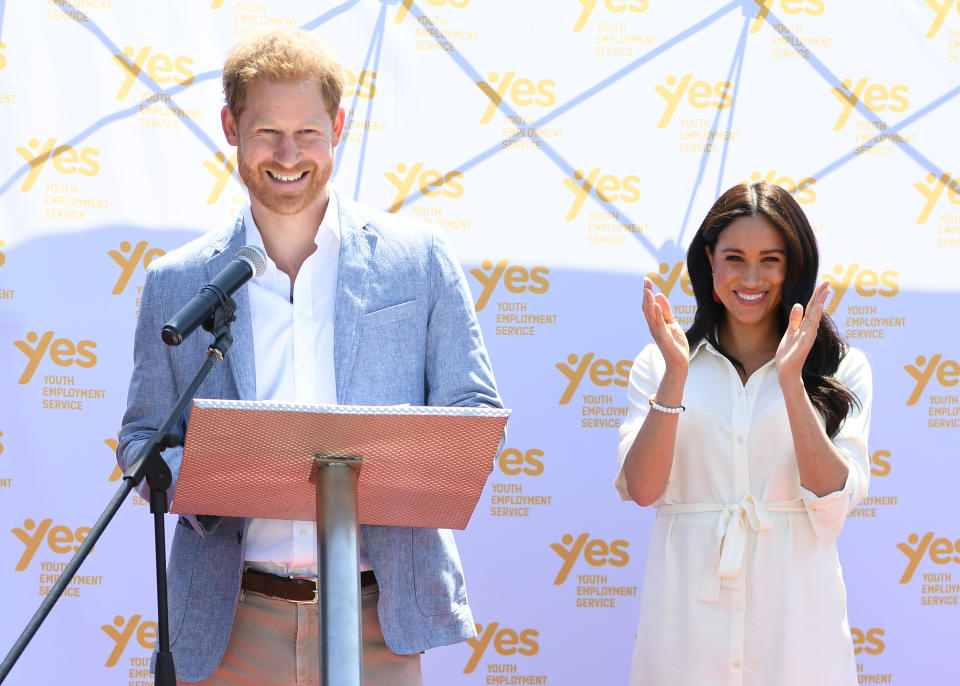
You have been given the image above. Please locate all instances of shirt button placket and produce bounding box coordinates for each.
[729,589,746,686]
[729,369,748,686]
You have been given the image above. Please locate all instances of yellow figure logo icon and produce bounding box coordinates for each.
[463,622,539,673]
[102,615,157,667]
[555,353,631,405]
[14,331,98,384]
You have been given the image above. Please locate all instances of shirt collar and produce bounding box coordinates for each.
[689,333,720,361]
[242,184,342,253]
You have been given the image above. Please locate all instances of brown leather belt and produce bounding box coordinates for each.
[242,568,377,604]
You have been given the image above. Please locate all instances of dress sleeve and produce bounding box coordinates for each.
[800,346,873,546]
[615,343,665,501]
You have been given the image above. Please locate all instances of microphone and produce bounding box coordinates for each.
[161,245,267,346]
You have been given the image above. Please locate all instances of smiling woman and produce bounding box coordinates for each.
[616,182,873,686]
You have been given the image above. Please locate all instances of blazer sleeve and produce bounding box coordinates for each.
[116,262,212,535]
[423,229,503,412]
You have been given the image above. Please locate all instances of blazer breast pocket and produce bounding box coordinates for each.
[361,299,420,330]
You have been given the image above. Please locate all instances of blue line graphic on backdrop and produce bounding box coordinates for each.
[678,13,750,248]
[351,5,389,201]
[2,0,957,261]
[533,1,742,132]
[760,7,958,183]
[714,15,751,201]
[0,1,360,199]
[388,0,743,258]
[302,0,363,31]
[331,3,388,181]
[395,0,959,256]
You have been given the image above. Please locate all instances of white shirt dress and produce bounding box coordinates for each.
[615,339,872,686]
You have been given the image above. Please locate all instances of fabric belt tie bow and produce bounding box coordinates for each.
[657,495,805,603]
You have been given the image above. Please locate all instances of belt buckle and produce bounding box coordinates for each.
[292,576,319,604]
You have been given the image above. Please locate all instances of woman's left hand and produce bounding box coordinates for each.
[775,280,831,382]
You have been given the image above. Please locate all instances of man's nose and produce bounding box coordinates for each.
[274,134,300,166]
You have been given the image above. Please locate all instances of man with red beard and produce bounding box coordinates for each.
[117,29,502,686]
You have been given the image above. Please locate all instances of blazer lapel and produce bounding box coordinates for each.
[334,198,377,403]
[204,214,256,401]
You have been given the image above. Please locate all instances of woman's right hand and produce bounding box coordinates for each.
[642,277,689,373]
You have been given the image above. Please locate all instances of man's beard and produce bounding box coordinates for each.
[238,151,334,216]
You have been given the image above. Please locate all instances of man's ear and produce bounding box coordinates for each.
[332,107,345,147]
[222,105,239,146]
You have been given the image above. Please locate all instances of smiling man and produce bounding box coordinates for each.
[117,29,502,686]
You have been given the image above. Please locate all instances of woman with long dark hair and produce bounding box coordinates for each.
[616,182,871,685]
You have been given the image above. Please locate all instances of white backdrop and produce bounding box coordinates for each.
[1,1,958,684]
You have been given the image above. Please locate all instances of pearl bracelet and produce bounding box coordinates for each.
[649,397,685,414]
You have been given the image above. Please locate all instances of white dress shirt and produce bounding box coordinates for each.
[241,191,369,576]
[616,339,872,686]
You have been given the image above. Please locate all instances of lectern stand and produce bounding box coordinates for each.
[171,400,510,686]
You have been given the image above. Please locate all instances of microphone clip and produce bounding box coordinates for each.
[199,284,238,335]
[204,292,236,360]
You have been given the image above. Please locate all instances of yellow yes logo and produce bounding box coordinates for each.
[556,353,631,405]
[0,41,7,71]
[914,171,960,224]
[384,162,464,213]
[14,331,97,385]
[497,448,544,476]
[394,0,469,24]
[16,138,101,192]
[475,72,557,125]
[870,449,891,477]
[572,0,649,32]
[750,0,824,34]
[822,264,898,315]
[550,533,629,585]
[904,354,960,406]
[830,78,908,131]
[654,75,732,129]
[748,171,816,204]
[923,0,960,37]
[108,241,165,295]
[851,628,885,655]
[343,69,377,100]
[10,518,92,572]
[106,437,122,482]
[469,259,549,312]
[562,168,641,220]
[112,46,195,101]
[203,152,242,205]
[0,430,4,456]
[463,622,538,674]
[897,532,960,583]
[102,614,157,668]
[647,262,693,298]
[0,239,6,267]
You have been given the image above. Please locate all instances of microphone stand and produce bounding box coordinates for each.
[0,299,237,686]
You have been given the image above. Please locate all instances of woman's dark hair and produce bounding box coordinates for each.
[685,182,858,437]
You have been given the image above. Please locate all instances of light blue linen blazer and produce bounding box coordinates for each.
[117,192,502,681]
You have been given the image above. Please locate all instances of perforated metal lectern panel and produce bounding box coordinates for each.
[171,401,509,529]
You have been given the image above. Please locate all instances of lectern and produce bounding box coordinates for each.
[171,400,509,686]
